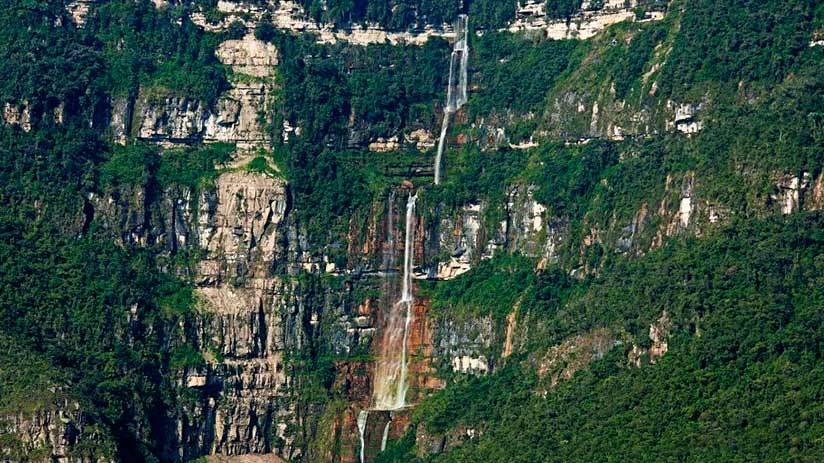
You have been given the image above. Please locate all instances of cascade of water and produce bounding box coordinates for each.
[434,15,470,185]
[394,193,417,407]
[380,418,392,452]
[357,410,369,463]
[372,193,417,410]
[458,15,470,106]
[400,193,416,304]
[445,46,457,113]
[434,112,451,185]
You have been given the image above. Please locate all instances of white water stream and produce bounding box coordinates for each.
[434,15,470,185]
[357,410,369,463]
[380,418,392,452]
[371,193,417,411]
[363,18,469,459]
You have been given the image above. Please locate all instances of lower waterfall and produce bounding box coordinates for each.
[434,111,451,185]
[380,418,392,452]
[372,193,417,410]
[357,410,369,463]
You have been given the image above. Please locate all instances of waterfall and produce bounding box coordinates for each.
[434,14,470,185]
[445,45,458,112]
[395,193,417,406]
[458,14,470,105]
[380,418,392,452]
[400,193,416,305]
[357,410,369,463]
[434,112,451,185]
[372,193,417,410]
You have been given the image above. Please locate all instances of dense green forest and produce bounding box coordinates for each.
[256,28,452,243]
[379,214,824,462]
[244,0,822,249]
[0,2,218,460]
[0,0,823,461]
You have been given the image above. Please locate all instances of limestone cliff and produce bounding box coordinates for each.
[0,398,113,463]
[12,1,819,461]
[113,34,276,148]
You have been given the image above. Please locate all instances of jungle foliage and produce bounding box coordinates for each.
[1,0,823,461]
[383,214,824,462]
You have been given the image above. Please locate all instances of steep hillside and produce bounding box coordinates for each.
[0,0,822,462]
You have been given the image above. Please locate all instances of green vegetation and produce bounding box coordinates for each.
[296,0,462,29]
[267,31,449,144]
[169,345,207,370]
[384,214,824,462]
[0,335,61,414]
[659,0,822,95]
[0,2,227,458]
[426,144,529,213]
[0,2,104,130]
[371,4,824,459]
[158,143,234,188]
[528,140,620,216]
[424,254,536,319]
[469,32,581,117]
[1,0,823,460]
[602,23,668,99]
[101,142,235,191]
[428,0,823,264]
[88,0,229,102]
[258,30,452,242]
[0,217,195,459]
[468,0,517,29]
[546,0,584,19]
[245,155,274,174]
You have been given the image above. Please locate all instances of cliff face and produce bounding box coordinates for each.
[75,127,821,462]
[180,169,291,458]
[510,0,666,40]
[111,33,276,148]
[11,1,822,461]
[0,400,112,463]
[68,139,821,461]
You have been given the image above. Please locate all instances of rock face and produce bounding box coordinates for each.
[134,95,210,142]
[2,101,31,132]
[771,172,813,215]
[534,328,617,391]
[65,0,96,26]
[196,171,287,281]
[180,170,293,458]
[509,0,666,40]
[435,316,495,375]
[132,85,271,146]
[93,28,321,460]
[672,103,703,134]
[190,0,455,46]
[88,166,296,459]
[0,399,113,463]
[216,36,279,78]
[128,34,276,148]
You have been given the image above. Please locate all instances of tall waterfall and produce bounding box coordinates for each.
[357,410,369,463]
[380,418,392,452]
[372,193,417,410]
[434,113,451,186]
[434,14,470,185]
